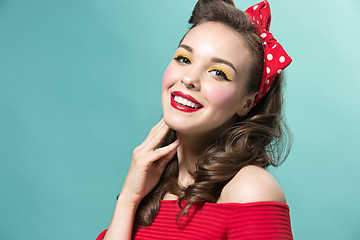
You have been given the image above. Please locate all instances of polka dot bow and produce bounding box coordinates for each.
[245,0,292,104]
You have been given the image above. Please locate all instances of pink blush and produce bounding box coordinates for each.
[205,86,237,107]
[162,65,172,88]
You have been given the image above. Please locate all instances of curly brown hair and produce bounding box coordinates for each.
[134,0,291,227]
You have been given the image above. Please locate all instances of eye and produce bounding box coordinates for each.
[174,55,192,65]
[209,69,231,81]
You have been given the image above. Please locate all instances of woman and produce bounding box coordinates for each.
[98,0,293,239]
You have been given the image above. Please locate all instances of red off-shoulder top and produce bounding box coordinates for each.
[97,200,293,240]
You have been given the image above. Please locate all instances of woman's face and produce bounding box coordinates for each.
[162,22,255,135]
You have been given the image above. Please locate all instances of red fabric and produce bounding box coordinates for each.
[97,200,293,240]
[96,229,107,240]
[245,0,292,104]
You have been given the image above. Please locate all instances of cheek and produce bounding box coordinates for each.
[204,85,237,107]
[162,65,174,89]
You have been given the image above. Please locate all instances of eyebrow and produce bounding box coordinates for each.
[178,44,237,74]
[178,44,193,53]
[212,58,237,74]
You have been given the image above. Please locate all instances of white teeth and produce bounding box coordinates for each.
[174,95,200,108]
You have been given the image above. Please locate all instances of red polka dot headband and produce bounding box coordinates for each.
[245,0,292,104]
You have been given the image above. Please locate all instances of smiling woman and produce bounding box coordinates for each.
[97,0,293,239]
[162,22,254,135]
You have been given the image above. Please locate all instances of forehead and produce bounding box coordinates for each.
[181,22,252,71]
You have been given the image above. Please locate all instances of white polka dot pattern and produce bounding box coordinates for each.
[245,0,292,104]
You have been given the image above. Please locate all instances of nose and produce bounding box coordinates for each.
[181,69,201,90]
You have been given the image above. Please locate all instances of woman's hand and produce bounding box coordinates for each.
[119,118,179,205]
[103,119,178,240]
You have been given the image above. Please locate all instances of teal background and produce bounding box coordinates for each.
[1,0,359,239]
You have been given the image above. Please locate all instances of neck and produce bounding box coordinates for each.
[175,126,227,187]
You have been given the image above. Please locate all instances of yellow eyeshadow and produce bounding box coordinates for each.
[210,66,234,80]
[175,52,192,62]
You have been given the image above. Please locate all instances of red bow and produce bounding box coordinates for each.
[245,0,292,104]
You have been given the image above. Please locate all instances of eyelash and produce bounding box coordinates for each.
[209,69,231,81]
[174,54,231,81]
[174,55,191,64]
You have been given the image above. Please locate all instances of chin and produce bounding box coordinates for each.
[163,113,184,132]
[163,113,196,135]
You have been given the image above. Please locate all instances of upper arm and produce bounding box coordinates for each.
[218,165,286,204]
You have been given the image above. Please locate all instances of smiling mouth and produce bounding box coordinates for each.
[170,91,203,112]
[173,95,201,109]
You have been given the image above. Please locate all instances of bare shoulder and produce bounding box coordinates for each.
[218,165,286,204]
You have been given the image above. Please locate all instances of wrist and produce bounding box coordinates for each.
[116,193,141,209]
[111,194,140,221]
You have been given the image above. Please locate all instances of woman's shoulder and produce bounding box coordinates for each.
[217,165,286,204]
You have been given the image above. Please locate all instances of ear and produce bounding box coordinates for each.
[237,92,258,117]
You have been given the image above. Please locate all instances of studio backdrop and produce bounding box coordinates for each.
[0,0,359,239]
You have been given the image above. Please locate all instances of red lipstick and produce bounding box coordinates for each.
[170,91,203,113]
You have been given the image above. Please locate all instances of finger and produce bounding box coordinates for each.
[148,118,165,136]
[137,118,165,149]
[142,119,165,144]
[151,139,180,162]
[143,123,170,151]
[140,139,179,170]
[156,146,178,170]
